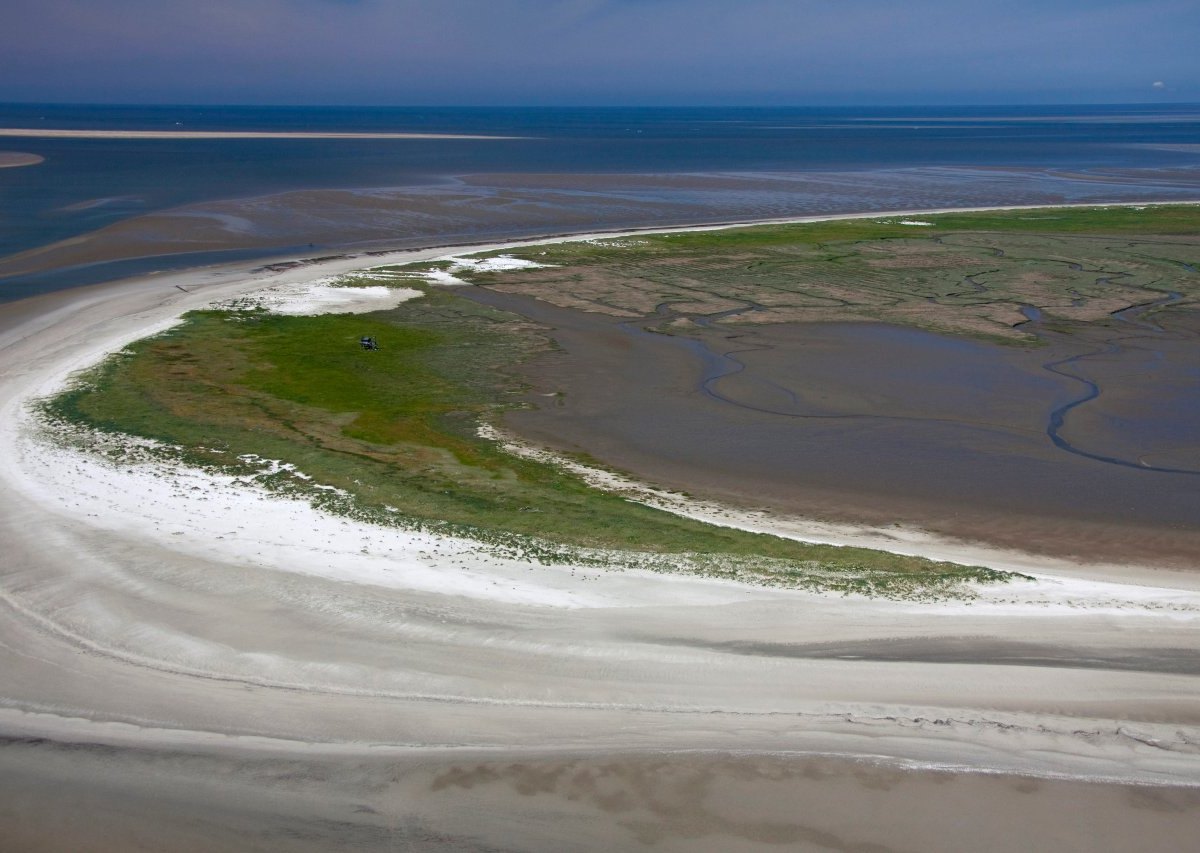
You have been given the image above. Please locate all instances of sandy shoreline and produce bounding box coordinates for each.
[0,128,521,140]
[7,200,1200,589]
[8,167,1200,292]
[2,202,1200,849]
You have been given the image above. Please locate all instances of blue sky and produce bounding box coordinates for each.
[2,0,1194,105]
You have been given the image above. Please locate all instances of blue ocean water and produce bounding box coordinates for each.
[1,103,1199,296]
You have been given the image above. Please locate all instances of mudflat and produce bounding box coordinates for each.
[8,168,1200,297]
[3,211,1200,852]
[499,295,1200,565]
[413,208,1200,566]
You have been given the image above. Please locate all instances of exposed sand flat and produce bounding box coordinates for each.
[0,150,44,168]
[6,743,1199,853]
[2,212,1200,850]
[0,128,521,140]
[5,169,1199,291]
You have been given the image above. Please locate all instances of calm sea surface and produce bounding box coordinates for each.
[2,103,1199,296]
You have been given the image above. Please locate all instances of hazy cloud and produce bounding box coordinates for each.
[0,0,1195,104]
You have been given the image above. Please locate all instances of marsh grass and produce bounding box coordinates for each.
[44,281,1015,598]
[55,205,1184,595]
[395,205,1199,345]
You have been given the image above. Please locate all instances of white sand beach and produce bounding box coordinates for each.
[2,208,1200,850]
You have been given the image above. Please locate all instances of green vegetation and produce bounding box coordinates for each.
[56,206,1192,597]
[409,204,1199,343]
[45,280,1014,598]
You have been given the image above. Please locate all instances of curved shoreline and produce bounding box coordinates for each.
[5,199,1200,587]
[2,200,1200,844]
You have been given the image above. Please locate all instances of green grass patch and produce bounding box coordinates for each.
[391,204,1198,345]
[43,281,1015,598]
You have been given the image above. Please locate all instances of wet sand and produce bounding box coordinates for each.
[5,745,1200,853]
[7,166,1200,298]
[0,151,43,168]
[492,289,1200,568]
[3,221,1200,851]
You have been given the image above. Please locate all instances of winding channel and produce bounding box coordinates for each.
[618,276,1200,476]
[616,302,1033,436]
[1027,286,1195,472]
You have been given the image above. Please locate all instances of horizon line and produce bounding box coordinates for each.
[1,99,1198,111]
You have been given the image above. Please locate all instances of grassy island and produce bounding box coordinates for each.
[43,205,1200,597]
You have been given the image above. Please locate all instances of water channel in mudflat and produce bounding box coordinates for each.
[468,287,1200,566]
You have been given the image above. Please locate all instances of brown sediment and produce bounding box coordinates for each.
[0,151,44,168]
[6,165,1200,289]
[3,236,1200,853]
[0,185,701,281]
[4,745,1200,853]
[477,286,1200,568]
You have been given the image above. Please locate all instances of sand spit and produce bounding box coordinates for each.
[0,128,522,140]
[0,150,44,168]
[478,424,1200,605]
[3,206,1200,849]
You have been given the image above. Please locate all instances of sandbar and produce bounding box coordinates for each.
[7,166,1200,293]
[0,128,521,140]
[0,150,44,168]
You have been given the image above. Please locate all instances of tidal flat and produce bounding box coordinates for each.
[426,205,1200,565]
[45,266,1006,598]
[5,203,1200,852]
[44,204,1200,580]
[6,745,1200,853]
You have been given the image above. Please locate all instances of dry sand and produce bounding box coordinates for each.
[2,213,1200,850]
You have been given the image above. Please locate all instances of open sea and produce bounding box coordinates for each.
[2,103,1199,298]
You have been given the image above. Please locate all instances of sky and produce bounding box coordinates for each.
[1,0,1195,106]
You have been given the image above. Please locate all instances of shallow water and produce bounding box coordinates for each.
[5,745,1199,853]
[485,286,1200,563]
[4,103,1200,299]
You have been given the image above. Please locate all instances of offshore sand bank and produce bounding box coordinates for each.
[0,128,521,140]
[0,151,44,168]
[2,206,1200,851]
